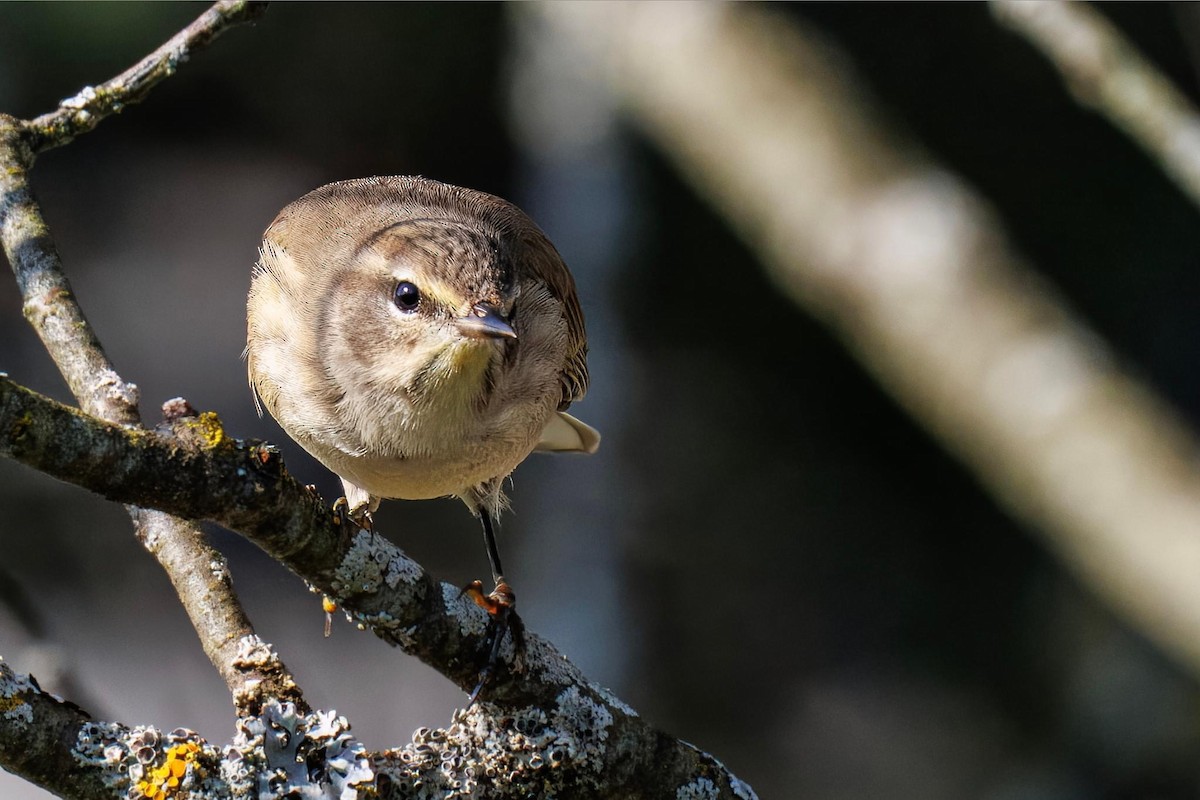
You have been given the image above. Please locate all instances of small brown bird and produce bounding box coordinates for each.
[246,176,599,693]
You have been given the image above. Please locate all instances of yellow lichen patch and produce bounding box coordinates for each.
[8,411,33,442]
[134,741,201,800]
[186,411,226,449]
[0,694,28,713]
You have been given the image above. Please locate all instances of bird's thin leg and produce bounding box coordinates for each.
[481,508,505,586]
[466,509,515,612]
[462,508,525,703]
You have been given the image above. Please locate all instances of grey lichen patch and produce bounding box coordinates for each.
[225,699,371,799]
[74,721,221,799]
[70,703,372,800]
[547,685,612,771]
[708,754,758,800]
[208,555,232,582]
[96,367,139,411]
[233,634,282,672]
[332,531,423,598]
[677,746,760,800]
[0,662,35,725]
[1,699,32,725]
[377,685,623,795]
[729,773,758,800]
[588,681,637,719]
[521,635,585,688]
[377,700,601,798]
[382,548,422,589]
[440,583,490,639]
[73,720,135,793]
[677,776,719,800]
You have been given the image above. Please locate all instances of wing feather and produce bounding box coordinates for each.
[520,233,589,410]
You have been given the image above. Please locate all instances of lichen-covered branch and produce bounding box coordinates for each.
[531,1,1200,678]
[2,657,752,800]
[0,373,531,702]
[992,0,1200,213]
[0,2,296,715]
[0,378,756,798]
[0,3,756,795]
[1,657,356,800]
[0,659,112,800]
[25,0,267,154]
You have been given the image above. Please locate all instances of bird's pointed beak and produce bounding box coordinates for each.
[456,302,517,340]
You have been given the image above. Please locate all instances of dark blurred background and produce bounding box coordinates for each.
[3,4,1200,798]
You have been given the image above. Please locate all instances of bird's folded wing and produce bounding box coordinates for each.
[535,411,600,454]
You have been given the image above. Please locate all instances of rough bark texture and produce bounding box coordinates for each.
[0,2,757,797]
[0,377,756,798]
[0,2,302,720]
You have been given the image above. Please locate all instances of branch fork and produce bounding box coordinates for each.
[0,2,755,798]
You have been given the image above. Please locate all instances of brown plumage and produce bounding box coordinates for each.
[246,176,599,524]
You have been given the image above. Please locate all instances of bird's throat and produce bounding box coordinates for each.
[412,340,495,414]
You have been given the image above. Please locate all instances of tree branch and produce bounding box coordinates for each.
[25,0,267,154]
[992,0,1200,213]
[0,660,112,800]
[0,1,297,715]
[0,376,756,798]
[530,1,1200,678]
[0,4,757,796]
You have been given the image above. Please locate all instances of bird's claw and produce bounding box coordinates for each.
[462,579,525,705]
[332,497,373,529]
[332,497,375,544]
[462,579,515,615]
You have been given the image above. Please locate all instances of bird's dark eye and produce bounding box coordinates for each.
[393,281,421,312]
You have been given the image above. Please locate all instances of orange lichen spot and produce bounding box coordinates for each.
[0,694,27,713]
[323,595,338,638]
[135,741,201,800]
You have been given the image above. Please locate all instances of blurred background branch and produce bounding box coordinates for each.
[993,0,1200,214]
[533,0,1200,681]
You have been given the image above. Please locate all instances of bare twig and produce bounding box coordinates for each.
[532,1,1200,677]
[0,1,296,714]
[0,118,139,426]
[26,0,267,154]
[0,376,756,798]
[993,0,1200,211]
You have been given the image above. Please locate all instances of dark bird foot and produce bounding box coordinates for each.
[462,579,526,704]
[332,497,375,545]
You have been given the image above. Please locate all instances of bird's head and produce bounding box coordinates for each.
[325,219,519,412]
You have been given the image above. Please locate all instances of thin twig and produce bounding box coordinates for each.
[0,1,295,715]
[993,0,1200,211]
[26,0,267,154]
